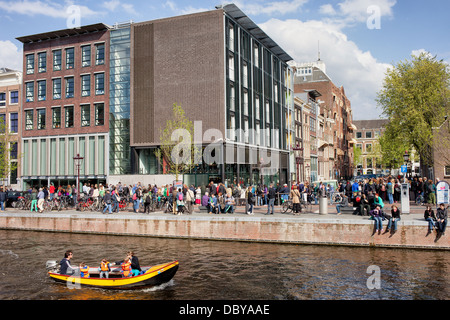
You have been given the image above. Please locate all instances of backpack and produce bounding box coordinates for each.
[178,193,183,201]
[132,193,137,201]
[145,194,151,204]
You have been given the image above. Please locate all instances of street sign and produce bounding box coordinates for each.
[401,165,407,173]
[436,181,449,204]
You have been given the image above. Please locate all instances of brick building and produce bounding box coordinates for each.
[17,23,110,190]
[0,68,22,188]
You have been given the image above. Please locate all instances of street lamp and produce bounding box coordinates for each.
[73,154,84,201]
[293,144,303,185]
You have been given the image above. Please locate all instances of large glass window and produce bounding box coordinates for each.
[26,54,34,74]
[66,47,75,69]
[52,78,61,100]
[95,43,105,65]
[37,109,46,130]
[95,73,105,95]
[65,106,74,128]
[0,92,5,107]
[95,103,104,126]
[81,104,90,127]
[81,45,91,67]
[81,74,90,97]
[10,113,18,133]
[37,80,46,101]
[52,107,61,129]
[38,52,47,73]
[10,91,19,104]
[25,110,33,130]
[53,49,62,71]
[65,77,74,98]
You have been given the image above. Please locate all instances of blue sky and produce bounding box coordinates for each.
[1,0,449,120]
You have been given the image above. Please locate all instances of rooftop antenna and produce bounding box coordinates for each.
[318,40,321,61]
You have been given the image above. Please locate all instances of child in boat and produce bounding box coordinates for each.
[121,257,132,277]
[80,262,90,278]
[99,258,112,279]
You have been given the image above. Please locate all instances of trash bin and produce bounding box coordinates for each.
[319,196,328,215]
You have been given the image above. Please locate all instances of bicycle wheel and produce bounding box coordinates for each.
[281,201,290,213]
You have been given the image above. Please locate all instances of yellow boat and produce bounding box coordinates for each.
[47,260,179,289]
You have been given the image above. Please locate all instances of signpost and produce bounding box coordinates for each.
[436,181,449,205]
[401,165,407,173]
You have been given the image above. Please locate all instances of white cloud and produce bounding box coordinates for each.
[101,0,138,16]
[320,0,396,27]
[259,18,391,120]
[0,41,23,71]
[0,0,99,18]
[235,0,308,16]
[102,0,120,11]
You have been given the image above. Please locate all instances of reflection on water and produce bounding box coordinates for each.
[0,229,448,300]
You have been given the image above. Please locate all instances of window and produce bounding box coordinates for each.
[25,110,33,130]
[65,77,74,98]
[65,106,74,128]
[365,131,372,139]
[52,78,61,99]
[244,119,249,143]
[445,166,450,176]
[95,103,104,126]
[38,52,47,73]
[95,73,105,95]
[26,54,34,74]
[81,104,90,127]
[310,116,316,132]
[366,143,372,153]
[366,157,373,168]
[26,82,34,102]
[10,142,18,160]
[356,143,362,150]
[10,91,18,104]
[37,109,46,130]
[53,50,62,71]
[0,114,5,133]
[228,24,234,51]
[37,80,46,101]
[10,113,18,133]
[81,45,91,67]
[66,48,75,69]
[0,92,5,107]
[81,75,90,97]
[95,43,105,65]
[52,107,61,129]
[356,132,362,139]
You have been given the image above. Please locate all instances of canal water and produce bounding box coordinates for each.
[0,229,448,300]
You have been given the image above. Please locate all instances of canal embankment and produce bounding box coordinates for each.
[0,204,448,250]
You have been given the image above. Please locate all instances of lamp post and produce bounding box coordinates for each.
[73,154,84,202]
[293,144,303,185]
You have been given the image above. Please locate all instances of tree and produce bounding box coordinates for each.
[155,103,201,181]
[376,52,450,169]
[0,116,19,186]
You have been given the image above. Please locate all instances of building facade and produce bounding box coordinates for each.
[16,4,294,190]
[290,60,355,181]
[0,68,22,189]
[17,24,110,190]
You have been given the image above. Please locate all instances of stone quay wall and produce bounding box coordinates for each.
[0,213,448,250]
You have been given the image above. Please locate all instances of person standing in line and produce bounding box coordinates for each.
[266,184,276,215]
[0,187,6,211]
[103,190,112,214]
[246,186,254,215]
[290,185,301,215]
[37,188,45,213]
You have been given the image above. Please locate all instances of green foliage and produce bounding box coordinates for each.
[376,52,450,166]
[0,116,19,183]
[155,103,201,180]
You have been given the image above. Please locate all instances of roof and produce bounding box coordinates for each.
[0,68,20,74]
[16,23,110,44]
[220,4,293,63]
[352,119,389,130]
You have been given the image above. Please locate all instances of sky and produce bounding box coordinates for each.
[1,0,449,120]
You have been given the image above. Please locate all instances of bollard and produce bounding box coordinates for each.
[319,196,328,215]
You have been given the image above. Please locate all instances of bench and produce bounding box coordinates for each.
[339,206,358,215]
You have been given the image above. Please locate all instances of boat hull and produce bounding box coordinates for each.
[48,261,179,290]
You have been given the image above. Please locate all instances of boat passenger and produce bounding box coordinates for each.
[59,250,74,275]
[80,262,90,278]
[128,251,142,276]
[99,258,112,278]
[121,257,132,277]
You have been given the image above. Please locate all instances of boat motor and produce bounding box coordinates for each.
[46,260,60,273]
